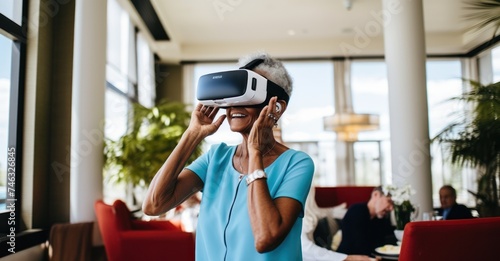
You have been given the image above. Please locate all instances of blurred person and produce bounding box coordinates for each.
[164,193,201,232]
[302,187,376,261]
[142,52,315,260]
[437,185,473,220]
[337,186,397,256]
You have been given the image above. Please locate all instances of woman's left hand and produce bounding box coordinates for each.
[247,96,279,154]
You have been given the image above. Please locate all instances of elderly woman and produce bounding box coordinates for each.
[142,52,315,260]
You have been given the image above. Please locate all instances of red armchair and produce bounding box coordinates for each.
[94,199,195,261]
[314,186,375,208]
[399,217,500,261]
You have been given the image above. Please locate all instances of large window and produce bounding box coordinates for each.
[350,59,471,206]
[280,61,335,142]
[281,61,335,185]
[0,0,22,25]
[425,60,469,206]
[0,0,26,235]
[104,0,138,202]
[0,34,12,212]
[104,0,157,203]
[492,45,500,82]
[351,61,391,185]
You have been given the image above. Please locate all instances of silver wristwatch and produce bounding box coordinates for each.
[246,169,267,186]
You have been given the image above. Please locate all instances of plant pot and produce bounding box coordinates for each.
[394,204,413,230]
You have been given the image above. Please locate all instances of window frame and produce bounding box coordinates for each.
[0,3,27,222]
[0,0,31,255]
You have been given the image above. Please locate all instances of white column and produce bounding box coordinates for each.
[70,0,107,222]
[382,0,432,218]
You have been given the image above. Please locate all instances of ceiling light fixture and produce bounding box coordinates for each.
[323,112,380,142]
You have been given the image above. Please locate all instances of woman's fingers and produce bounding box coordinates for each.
[197,105,220,122]
[206,106,219,119]
[262,97,279,127]
[213,114,227,129]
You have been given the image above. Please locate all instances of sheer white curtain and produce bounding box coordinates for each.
[106,0,137,94]
[137,32,155,108]
[104,0,140,202]
[493,46,500,82]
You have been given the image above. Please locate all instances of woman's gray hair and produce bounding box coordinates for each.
[238,52,293,98]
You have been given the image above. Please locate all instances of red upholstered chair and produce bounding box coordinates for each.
[314,186,375,208]
[94,199,195,261]
[399,217,500,261]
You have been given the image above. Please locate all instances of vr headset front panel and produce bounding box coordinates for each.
[197,69,268,107]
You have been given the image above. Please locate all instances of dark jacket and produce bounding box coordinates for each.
[438,203,473,220]
[337,203,396,256]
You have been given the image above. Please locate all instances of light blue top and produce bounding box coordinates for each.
[186,143,314,261]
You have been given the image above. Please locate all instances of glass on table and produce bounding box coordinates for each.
[422,211,434,221]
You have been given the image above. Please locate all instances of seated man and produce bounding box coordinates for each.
[337,186,397,256]
[302,187,375,261]
[437,185,473,220]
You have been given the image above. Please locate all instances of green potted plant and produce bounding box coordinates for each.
[104,101,203,197]
[430,0,500,218]
[432,80,500,217]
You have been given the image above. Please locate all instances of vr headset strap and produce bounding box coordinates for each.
[267,81,290,103]
[239,58,265,70]
[240,58,290,103]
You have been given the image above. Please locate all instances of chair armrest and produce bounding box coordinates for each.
[131,220,182,231]
[118,231,195,261]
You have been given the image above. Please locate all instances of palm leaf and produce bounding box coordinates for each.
[464,0,500,39]
[432,80,500,208]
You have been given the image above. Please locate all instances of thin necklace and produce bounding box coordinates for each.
[238,141,277,180]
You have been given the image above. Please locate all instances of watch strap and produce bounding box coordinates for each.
[246,169,267,186]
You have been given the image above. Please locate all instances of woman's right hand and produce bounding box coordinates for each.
[188,104,226,137]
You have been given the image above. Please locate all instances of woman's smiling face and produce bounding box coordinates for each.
[226,106,262,134]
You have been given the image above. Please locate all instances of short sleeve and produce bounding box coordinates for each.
[273,151,315,216]
[185,145,213,184]
[185,143,233,185]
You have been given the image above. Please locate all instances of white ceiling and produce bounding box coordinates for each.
[118,0,496,63]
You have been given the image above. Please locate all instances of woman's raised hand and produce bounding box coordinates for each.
[248,96,278,153]
[189,104,226,138]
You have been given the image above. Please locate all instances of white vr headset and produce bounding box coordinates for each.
[196,59,289,108]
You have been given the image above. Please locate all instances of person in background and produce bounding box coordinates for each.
[437,185,473,220]
[337,186,397,256]
[142,52,315,261]
[301,187,376,261]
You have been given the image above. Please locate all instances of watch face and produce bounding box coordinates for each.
[255,170,265,178]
